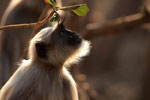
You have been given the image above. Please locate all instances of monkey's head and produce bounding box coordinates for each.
[29,23,90,66]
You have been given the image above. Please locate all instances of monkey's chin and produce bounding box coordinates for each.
[64,39,91,67]
[78,39,91,57]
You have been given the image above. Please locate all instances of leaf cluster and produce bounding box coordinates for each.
[48,0,89,22]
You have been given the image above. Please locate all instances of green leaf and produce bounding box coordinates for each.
[48,0,56,8]
[50,12,60,22]
[72,4,89,16]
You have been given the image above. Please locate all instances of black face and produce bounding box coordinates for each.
[58,24,82,46]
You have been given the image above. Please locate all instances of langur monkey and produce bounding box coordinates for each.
[0,23,90,100]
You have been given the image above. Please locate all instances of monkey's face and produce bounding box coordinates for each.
[29,24,89,66]
[53,24,82,49]
[57,25,82,47]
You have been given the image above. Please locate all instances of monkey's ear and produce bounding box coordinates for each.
[35,42,47,59]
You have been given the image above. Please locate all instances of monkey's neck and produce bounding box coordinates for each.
[29,60,64,75]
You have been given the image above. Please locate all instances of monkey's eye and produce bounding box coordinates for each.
[60,31,68,37]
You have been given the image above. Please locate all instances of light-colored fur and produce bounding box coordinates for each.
[0,26,90,100]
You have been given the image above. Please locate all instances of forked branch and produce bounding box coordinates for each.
[0,4,83,31]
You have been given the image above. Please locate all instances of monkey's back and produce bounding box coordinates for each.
[0,62,74,100]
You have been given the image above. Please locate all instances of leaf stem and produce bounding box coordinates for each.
[56,4,85,10]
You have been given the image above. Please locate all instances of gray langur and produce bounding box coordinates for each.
[0,23,90,100]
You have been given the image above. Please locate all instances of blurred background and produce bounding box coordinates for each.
[0,0,150,100]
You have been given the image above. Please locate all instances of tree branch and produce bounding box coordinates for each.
[83,8,150,40]
[0,11,54,30]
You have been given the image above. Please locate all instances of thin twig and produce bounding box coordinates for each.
[31,4,51,36]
